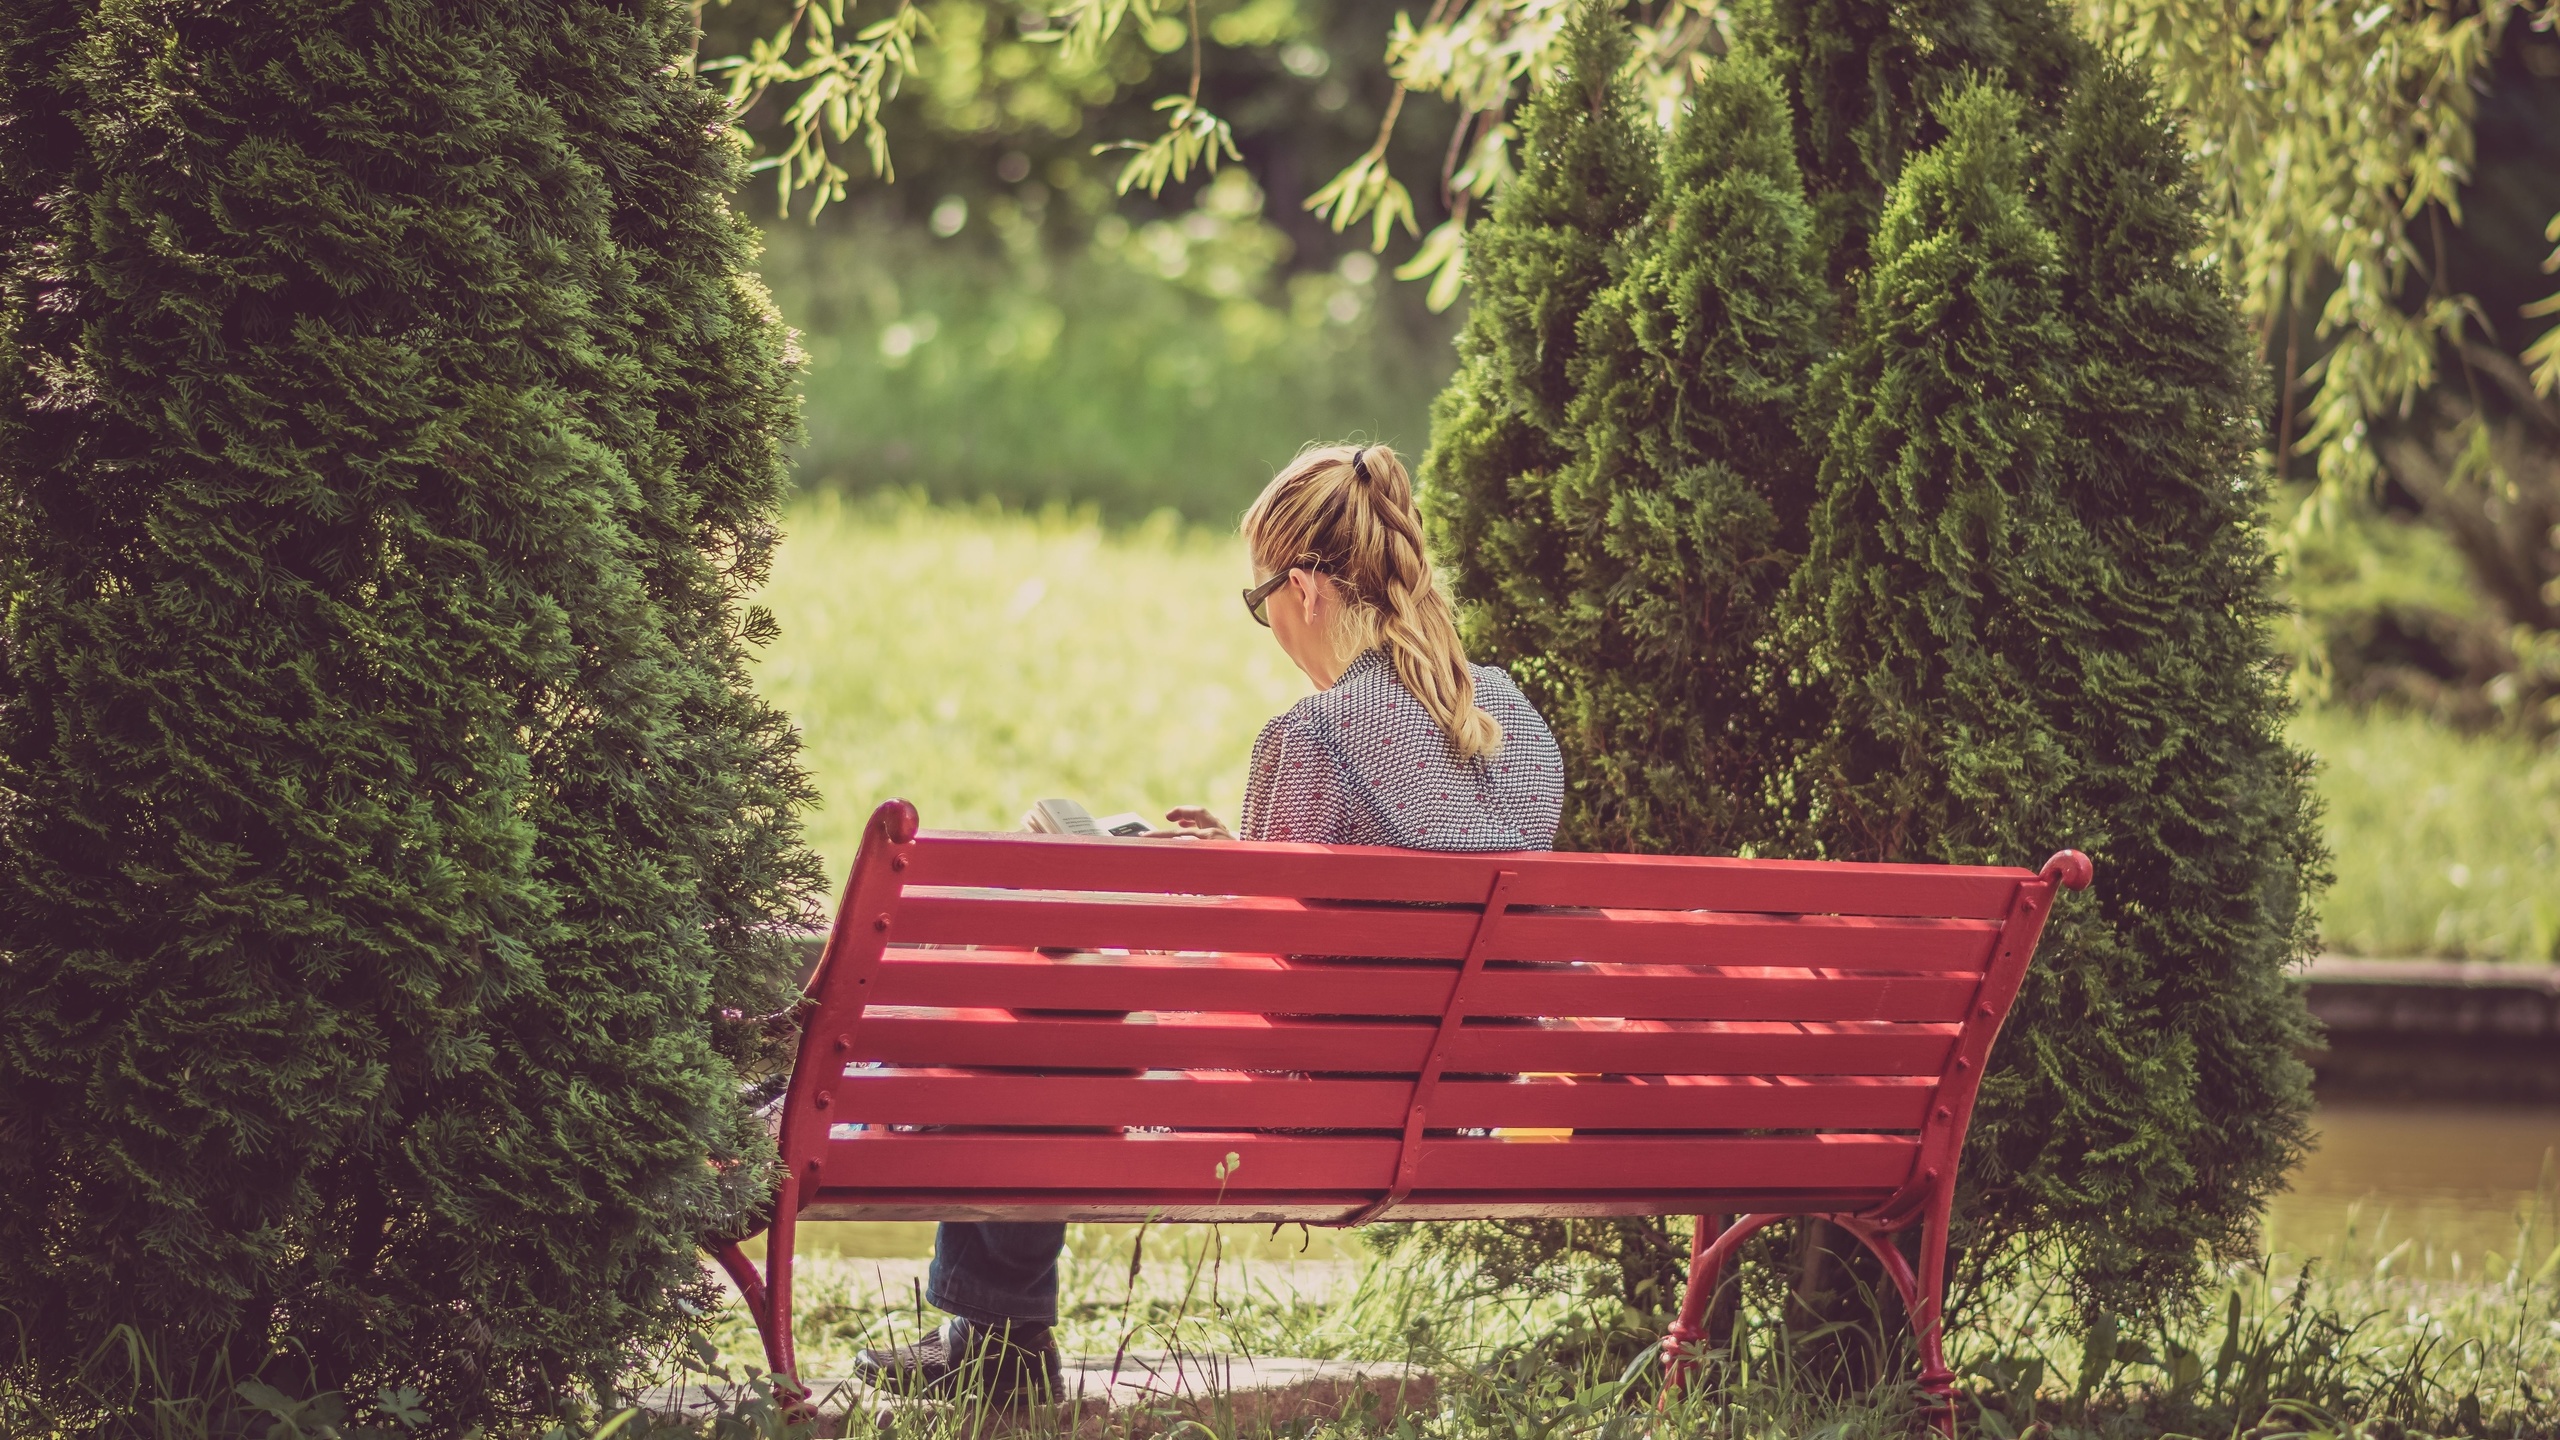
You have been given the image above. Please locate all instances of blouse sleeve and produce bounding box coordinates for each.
[1240,711,1353,844]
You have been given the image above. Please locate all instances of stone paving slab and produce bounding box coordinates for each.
[639,1352,1435,1437]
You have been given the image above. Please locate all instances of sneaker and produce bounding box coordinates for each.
[853,1316,1063,1405]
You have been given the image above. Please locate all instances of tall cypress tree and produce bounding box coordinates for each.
[0,0,816,1417]
[1411,6,1680,1306]
[1419,0,2321,1325]
[1431,5,1832,859]
[1782,80,2095,1344]
[1794,82,2079,868]
[501,0,824,1266]
[1426,3,1658,702]
[1548,52,1827,857]
[1790,59,2321,1315]
[1415,14,1834,1305]
[1952,58,2319,1308]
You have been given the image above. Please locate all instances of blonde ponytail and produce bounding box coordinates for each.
[1241,443,1505,762]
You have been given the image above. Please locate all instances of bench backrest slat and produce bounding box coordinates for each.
[902,832,2029,917]
[891,892,2005,970]
[855,1010,1959,1076]
[837,1072,1937,1131]
[867,950,1984,1020]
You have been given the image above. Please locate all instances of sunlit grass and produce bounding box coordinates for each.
[20,1200,2553,1438]
[698,1178,2560,1438]
[757,492,1308,893]
[2296,706,2560,960]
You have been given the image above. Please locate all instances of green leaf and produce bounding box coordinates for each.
[1304,152,1418,247]
[1395,218,1471,313]
[1097,97,1242,196]
[374,1388,429,1429]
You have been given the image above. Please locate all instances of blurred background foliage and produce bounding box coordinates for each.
[758,170,1452,515]
[699,0,1471,519]
[2208,14,2560,739]
[698,0,2560,954]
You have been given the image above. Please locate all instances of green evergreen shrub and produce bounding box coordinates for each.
[1431,4,1832,859]
[0,0,817,1419]
[1793,82,2081,871]
[1792,53,2321,1319]
[1750,0,2079,284]
[1544,52,1828,857]
[518,0,824,1159]
[1970,57,2320,1308]
[1417,0,2321,1322]
[1410,10,1832,1309]
[1425,4,1657,695]
[1401,7,1675,1307]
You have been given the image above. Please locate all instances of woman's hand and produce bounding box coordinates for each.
[1147,806,1235,841]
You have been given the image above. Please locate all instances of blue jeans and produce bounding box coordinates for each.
[928,1221,1065,1325]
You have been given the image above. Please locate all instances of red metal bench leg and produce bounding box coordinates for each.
[1824,1206,1956,1434]
[1662,1214,1717,1392]
[712,1241,775,1359]
[708,1171,803,1395]
[765,1170,802,1389]
[1662,1213,1783,1399]
[1913,1183,1957,1435]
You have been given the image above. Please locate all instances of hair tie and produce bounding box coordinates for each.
[1350,447,1372,485]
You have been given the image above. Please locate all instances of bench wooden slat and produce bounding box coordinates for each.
[853,1008,1431,1072]
[868,950,1981,1021]
[816,1130,1920,1194]
[887,894,2003,971]
[850,1010,1958,1076]
[832,1070,1936,1130]
[901,831,2030,918]
[1421,1132,1916,1190]
[1500,910,1999,971]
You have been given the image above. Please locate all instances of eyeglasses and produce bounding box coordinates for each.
[1241,570,1291,627]
[1241,556,1326,627]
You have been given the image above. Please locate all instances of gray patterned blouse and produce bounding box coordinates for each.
[1239,648,1563,851]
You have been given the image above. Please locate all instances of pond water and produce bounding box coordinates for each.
[768,1102,2560,1272]
[2265,1101,2559,1277]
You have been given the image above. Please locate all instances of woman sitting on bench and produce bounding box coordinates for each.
[854,441,1566,1403]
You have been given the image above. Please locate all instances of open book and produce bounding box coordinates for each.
[1026,797,1151,838]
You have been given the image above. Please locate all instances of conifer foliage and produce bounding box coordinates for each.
[1424,0,2321,1316]
[0,0,819,1417]
[1547,52,1828,857]
[1425,5,1659,687]
[1797,82,2079,870]
[1428,11,1825,861]
[1415,10,1832,1305]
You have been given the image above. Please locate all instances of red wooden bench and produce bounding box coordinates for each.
[716,799,2091,1422]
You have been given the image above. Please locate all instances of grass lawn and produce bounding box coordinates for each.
[759,495,2560,961]
[2298,707,2560,960]
[695,1203,2560,1440]
[758,492,1309,870]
